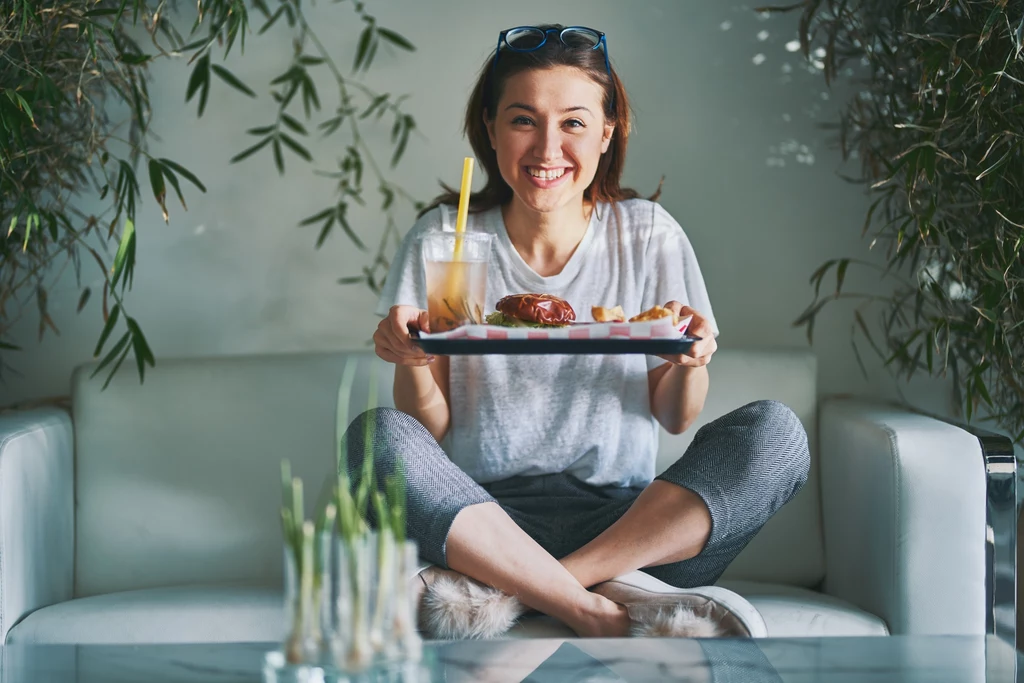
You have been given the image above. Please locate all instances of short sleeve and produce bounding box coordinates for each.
[641,203,719,370]
[374,207,446,317]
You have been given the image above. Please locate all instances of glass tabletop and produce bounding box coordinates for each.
[0,635,1018,682]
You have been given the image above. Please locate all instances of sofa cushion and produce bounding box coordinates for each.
[6,584,282,645]
[7,580,883,644]
[718,580,889,637]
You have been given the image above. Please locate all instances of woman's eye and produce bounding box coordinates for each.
[512,116,534,126]
[564,119,585,128]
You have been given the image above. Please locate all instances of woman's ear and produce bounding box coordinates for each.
[484,111,497,150]
[601,123,615,154]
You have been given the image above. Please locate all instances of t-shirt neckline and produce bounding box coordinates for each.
[490,202,603,289]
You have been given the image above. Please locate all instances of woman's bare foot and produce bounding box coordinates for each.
[564,591,632,638]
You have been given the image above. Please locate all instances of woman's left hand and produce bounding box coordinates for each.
[656,301,717,368]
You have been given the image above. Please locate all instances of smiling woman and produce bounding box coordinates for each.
[357,23,810,643]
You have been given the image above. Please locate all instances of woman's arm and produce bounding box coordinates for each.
[647,302,718,435]
[374,305,452,442]
[648,363,709,435]
[394,358,451,442]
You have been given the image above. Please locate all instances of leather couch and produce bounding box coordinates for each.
[0,349,1013,644]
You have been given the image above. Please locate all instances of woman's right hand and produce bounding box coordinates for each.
[373,305,435,366]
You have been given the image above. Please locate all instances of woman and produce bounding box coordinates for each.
[349,24,809,639]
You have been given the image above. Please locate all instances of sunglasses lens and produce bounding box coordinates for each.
[561,28,601,49]
[505,27,546,50]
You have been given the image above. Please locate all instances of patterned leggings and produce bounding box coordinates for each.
[342,400,809,588]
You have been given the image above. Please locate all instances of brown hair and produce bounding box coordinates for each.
[419,24,660,218]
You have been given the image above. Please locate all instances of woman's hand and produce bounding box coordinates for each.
[656,301,717,368]
[373,305,435,366]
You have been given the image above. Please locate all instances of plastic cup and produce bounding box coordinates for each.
[421,231,493,332]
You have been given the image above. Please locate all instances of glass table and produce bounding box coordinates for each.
[0,635,1018,682]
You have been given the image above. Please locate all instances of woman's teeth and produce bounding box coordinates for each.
[528,168,567,180]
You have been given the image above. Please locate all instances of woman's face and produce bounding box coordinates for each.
[486,66,615,216]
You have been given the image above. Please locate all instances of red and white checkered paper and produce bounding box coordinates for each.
[420,315,692,341]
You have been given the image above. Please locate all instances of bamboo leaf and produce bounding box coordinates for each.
[211,64,257,98]
[377,27,415,51]
[93,304,121,357]
[281,114,308,136]
[185,53,210,105]
[158,158,207,193]
[230,136,272,164]
[273,137,284,174]
[77,287,91,313]
[111,219,135,288]
[280,133,313,162]
[148,159,168,222]
[835,258,850,295]
[354,23,374,71]
[90,330,131,378]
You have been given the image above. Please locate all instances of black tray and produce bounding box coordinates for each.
[412,334,699,355]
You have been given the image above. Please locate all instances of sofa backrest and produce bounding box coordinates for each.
[71,348,821,597]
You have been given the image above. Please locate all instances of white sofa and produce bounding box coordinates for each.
[0,348,1014,644]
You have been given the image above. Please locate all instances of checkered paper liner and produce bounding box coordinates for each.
[419,315,692,341]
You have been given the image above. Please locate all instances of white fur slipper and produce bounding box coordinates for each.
[417,568,527,640]
[592,572,767,638]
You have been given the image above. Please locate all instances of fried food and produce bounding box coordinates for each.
[628,305,680,325]
[591,305,626,323]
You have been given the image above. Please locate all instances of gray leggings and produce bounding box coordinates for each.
[342,400,809,588]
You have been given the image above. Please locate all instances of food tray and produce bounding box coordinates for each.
[413,335,699,355]
[412,316,698,355]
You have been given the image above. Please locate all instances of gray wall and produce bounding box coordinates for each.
[0,0,955,415]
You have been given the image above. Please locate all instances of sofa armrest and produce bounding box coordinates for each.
[818,397,1014,639]
[0,407,74,643]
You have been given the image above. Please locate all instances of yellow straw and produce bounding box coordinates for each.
[453,156,474,260]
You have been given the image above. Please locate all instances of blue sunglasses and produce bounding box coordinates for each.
[491,26,612,80]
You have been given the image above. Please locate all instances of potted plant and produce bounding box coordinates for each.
[1,0,419,388]
[766,0,1023,445]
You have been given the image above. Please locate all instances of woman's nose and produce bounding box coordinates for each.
[533,124,563,162]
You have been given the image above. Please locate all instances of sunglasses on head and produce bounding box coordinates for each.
[491,25,612,82]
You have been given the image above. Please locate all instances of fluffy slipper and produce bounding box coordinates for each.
[592,574,766,638]
[417,567,527,640]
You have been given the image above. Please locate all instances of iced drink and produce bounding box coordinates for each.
[421,231,493,332]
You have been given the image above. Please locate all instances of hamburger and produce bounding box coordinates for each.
[485,293,576,328]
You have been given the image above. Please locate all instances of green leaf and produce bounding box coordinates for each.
[90,330,131,379]
[280,133,312,162]
[273,137,284,174]
[281,114,308,136]
[148,159,168,221]
[315,216,335,248]
[77,288,91,313]
[161,164,188,210]
[231,137,272,163]
[259,5,286,34]
[835,258,850,295]
[299,207,334,226]
[211,64,257,98]
[0,340,21,351]
[359,93,388,119]
[94,304,121,357]
[354,24,374,71]
[376,27,415,51]
[119,53,152,65]
[126,316,155,382]
[158,158,207,192]
[186,53,210,103]
[111,219,136,288]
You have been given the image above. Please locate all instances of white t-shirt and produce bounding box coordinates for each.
[375,198,718,487]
